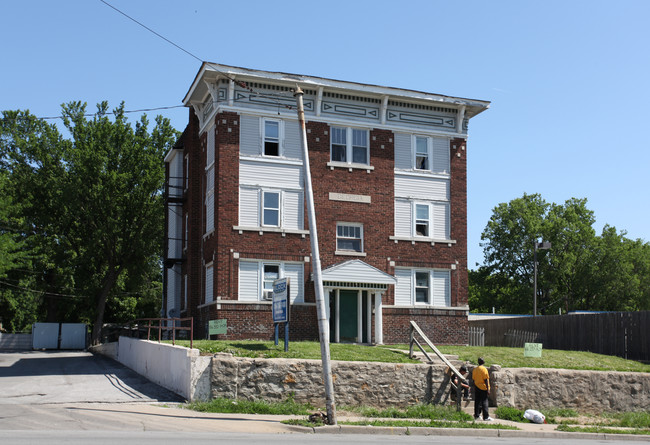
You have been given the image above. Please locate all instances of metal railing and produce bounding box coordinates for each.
[127,317,194,350]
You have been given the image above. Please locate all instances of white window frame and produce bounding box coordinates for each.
[414,270,430,304]
[262,263,280,300]
[336,222,364,253]
[261,190,281,227]
[414,202,430,238]
[330,126,369,166]
[414,136,430,171]
[263,118,282,157]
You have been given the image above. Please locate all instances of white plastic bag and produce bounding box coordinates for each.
[524,409,546,424]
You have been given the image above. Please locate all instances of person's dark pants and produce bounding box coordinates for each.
[474,387,489,419]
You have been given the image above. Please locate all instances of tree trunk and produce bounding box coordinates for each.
[91,266,122,345]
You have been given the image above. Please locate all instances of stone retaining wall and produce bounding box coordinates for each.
[211,354,650,413]
[491,366,650,413]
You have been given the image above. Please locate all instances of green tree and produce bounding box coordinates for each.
[474,193,650,314]
[0,102,178,341]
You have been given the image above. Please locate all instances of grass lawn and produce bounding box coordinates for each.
[171,339,650,372]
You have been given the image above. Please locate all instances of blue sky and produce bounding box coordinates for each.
[2,0,649,267]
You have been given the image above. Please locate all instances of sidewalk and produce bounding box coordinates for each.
[3,402,646,441]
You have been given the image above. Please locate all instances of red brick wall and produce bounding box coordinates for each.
[177,110,469,341]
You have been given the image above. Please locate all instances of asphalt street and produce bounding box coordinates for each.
[0,351,646,443]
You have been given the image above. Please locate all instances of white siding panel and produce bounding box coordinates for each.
[205,264,214,304]
[283,190,304,230]
[432,270,450,306]
[206,124,215,166]
[240,115,261,156]
[239,261,260,302]
[166,268,177,316]
[394,269,413,306]
[431,136,450,174]
[167,206,182,258]
[169,153,183,198]
[394,175,449,201]
[239,187,259,226]
[284,263,304,303]
[394,132,411,170]
[283,120,302,160]
[432,202,450,240]
[206,193,215,232]
[394,199,412,237]
[239,160,302,189]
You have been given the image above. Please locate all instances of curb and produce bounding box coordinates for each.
[294,424,649,441]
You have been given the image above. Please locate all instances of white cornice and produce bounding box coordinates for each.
[183,62,490,118]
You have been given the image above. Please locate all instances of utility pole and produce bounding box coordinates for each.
[533,241,551,316]
[294,87,337,425]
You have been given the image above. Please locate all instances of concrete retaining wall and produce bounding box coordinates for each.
[94,337,211,401]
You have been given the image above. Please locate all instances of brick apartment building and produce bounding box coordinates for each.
[163,63,489,344]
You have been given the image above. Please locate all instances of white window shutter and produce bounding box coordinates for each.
[432,270,450,306]
[283,120,302,160]
[394,199,411,237]
[432,201,450,240]
[239,187,260,227]
[238,261,260,302]
[240,115,261,156]
[431,136,450,174]
[394,268,413,306]
[394,133,411,170]
[283,263,304,303]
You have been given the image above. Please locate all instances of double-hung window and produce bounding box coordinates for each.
[336,223,363,252]
[330,127,369,165]
[415,271,430,303]
[263,264,280,299]
[264,119,280,156]
[415,204,430,237]
[415,136,429,170]
[412,135,449,173]
[262,191,280,227]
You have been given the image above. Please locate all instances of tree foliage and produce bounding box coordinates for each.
[0,102,178,339]
[471,193,650,314]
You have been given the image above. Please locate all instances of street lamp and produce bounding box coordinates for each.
[533,241,551,316]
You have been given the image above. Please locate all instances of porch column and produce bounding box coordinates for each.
[374,292,384,345]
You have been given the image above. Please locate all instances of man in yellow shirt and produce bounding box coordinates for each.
[471,357,493,421]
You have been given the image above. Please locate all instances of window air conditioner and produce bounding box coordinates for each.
[262,290,273,301]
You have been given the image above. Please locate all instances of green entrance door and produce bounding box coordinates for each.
[339,290,358,342]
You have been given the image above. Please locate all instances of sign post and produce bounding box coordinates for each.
[272,277,290,352]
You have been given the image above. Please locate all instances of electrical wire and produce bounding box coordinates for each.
[98,0,294,110]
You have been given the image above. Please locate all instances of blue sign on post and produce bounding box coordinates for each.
[272,278,289,323]
[272,278,290,351]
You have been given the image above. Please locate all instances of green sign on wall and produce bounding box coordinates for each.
[209,319,227,335]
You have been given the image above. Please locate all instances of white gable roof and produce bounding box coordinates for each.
[321,260,396,285]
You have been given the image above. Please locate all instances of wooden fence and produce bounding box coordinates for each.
[469,311,649,362]
[468,326,485,346]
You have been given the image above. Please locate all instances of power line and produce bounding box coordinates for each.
[98,0,294,110]
[1,105,186,122]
